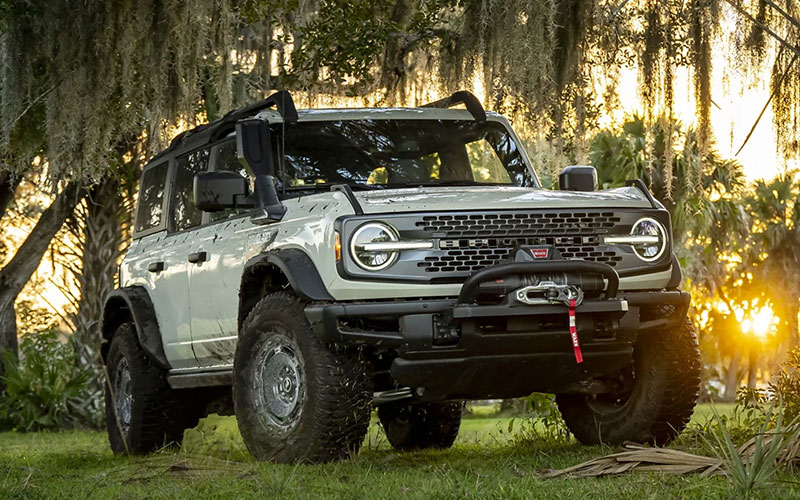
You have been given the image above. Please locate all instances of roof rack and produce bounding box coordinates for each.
[159,91,299,157]
[209,90,298,141]
[421,91,486,121]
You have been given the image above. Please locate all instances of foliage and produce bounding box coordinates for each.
[506,393,571,443]
[709,402,800,497]
[589,116,746,236]
[737,347,800,424]
[15,299,59,336]
[744,173,800,346]
[2,1,799,187]
[773,348,800,422]
[0,329,102,431]
[181,413,250,462]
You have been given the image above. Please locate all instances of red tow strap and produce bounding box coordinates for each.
[569,298,584,364]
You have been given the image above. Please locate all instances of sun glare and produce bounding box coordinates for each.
[740,306,778,340]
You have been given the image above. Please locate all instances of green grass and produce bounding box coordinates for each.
[1,403,797,499]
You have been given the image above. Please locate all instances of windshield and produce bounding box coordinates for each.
[271,119,536,189]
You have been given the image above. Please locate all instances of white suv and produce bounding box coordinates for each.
[102,91,701,463]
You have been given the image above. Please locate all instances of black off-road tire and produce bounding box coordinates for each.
[233,292,372,463]
[105,323,205,454]
[556,313,701,446]
[378,401,464,450]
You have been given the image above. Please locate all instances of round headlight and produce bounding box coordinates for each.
[350,223,399,271]
[630,217,667,262]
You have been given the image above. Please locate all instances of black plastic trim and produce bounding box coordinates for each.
[102,286,170,369]
[625,179,659,209]
[305,290,687,349]
[622,290,690,316]
[331,184,364,215]
[242,248,334,301]
[666,253,683,289]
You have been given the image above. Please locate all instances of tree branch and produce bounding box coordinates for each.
[725,0,800,58]
[763,0,800,32]
[735,52,798,156]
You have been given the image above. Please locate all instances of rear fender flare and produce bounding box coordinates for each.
[101,286,169,369]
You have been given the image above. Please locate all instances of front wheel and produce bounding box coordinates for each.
[233,292,372,463]
[556,314,701,446]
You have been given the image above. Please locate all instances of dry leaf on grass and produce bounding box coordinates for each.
[546,424,800,479]
[542,443,724,478]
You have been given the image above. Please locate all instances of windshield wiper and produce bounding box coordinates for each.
[284,182,382,191]
[382,180,506,188]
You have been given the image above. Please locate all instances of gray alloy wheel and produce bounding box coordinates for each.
[112,357,133,436]
[253,332,306,435]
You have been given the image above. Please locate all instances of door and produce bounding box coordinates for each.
[188,139,253,367]
[159,147,210,369]
[126,160,195,369]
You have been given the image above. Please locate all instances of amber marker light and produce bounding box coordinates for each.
[335,231,342,262]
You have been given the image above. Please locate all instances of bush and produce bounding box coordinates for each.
[507,393,571,443]
[772,347,800,422]
[181,414,249,461]
[0,329,103,431]
[734,347,800,427]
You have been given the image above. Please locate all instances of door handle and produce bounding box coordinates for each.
[188,251,208,264]
[148,261,165,273]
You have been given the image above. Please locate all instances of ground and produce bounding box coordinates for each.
[1,403,799,499]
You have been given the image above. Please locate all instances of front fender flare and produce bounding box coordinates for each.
[101,286,169,369]
[242,248,333,302]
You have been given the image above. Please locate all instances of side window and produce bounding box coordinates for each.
[210,140,253,222]
[134,162,168,234]
[172,148,210,232]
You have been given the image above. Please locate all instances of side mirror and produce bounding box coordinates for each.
[193,171,254,212]
[559,165,597,192]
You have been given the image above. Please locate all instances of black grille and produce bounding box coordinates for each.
[414,211,624,274]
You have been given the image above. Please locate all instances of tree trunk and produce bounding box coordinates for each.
[747,346,758,389]
[724,351,741,401]
[0,171,20,221]
[789,300,799,348]
[71,177,124,390]
[379,0,415,100]
[0,181,85,383]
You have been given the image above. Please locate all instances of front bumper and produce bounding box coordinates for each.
[305,261,690,401]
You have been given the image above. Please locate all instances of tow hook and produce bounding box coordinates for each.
[513,281,584,307]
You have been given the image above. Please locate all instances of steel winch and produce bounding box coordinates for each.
[476,271,603,305]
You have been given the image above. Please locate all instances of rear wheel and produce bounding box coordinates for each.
[378,401,464,450]
[105,323,205,454]
[233,292,372,463]
[556,314,701,446]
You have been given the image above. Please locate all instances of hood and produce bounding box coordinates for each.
[354,186,654,214]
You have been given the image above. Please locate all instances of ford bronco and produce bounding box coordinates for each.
[101,90,701,463]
